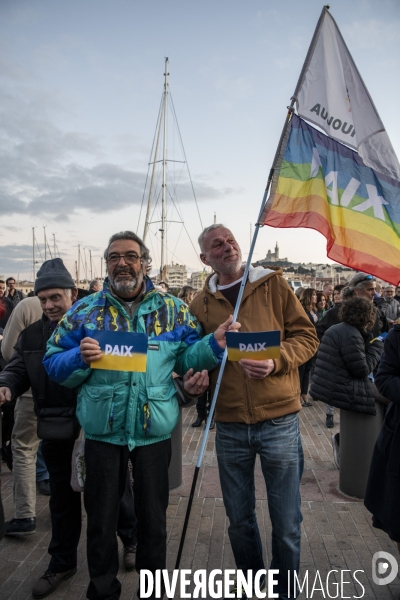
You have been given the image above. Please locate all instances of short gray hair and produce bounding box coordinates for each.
[342,273,375,299]
[198,223,226,252]
[104,231,151,267]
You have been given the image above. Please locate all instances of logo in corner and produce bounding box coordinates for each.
[372,551,398,585]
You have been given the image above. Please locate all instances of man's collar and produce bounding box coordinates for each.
[207,264,275,293]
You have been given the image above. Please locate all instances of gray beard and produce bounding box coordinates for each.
[109,272,143,295]
[222,258,243,275]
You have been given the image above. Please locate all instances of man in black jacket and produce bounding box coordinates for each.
[0,259,137,599]
[5,277,25,306]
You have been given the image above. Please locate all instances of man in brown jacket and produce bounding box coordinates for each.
[190,225,319,599]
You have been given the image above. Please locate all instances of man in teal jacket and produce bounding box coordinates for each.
[44,231,237,600]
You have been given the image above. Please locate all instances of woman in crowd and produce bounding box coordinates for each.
[364,326,400,554]
[178,285,196,306]
[299,288,318,406]
[333,284,345,305]
[294,287,304,300]
[310,297,384,496]
[316,292,327,321]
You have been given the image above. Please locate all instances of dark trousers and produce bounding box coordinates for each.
[41,439,82,572]
[42,439,137,576]
[298,358,314,395]
[117,467,137,547]
[84,439,171,600]
[195,389,214,420]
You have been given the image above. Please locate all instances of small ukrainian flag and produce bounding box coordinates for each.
[226,331,281,361]
[91,331,148,372]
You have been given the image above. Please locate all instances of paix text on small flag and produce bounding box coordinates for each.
[261,115,400,285]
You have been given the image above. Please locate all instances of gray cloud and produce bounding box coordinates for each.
[0,66,236,222]
[0,244,34,278]
[0,242,70,279]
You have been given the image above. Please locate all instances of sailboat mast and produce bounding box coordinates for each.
[143,112,162,244]
[160,57,169,275]
[32,227,35,281]
[77,245,81,287]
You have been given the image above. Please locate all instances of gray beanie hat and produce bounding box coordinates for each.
[34,258,75,295]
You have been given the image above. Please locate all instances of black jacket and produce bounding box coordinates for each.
[0,315,77,436]
[315,303,342,340]
[364,326,400,537]
[309,322,383,415]
[316,301,388,342]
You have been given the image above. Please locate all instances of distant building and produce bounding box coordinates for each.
[255,242,290,268]
[16,281,35,295]
[265,242,280,263]
[190,270,208,291]
[162,263,187,289]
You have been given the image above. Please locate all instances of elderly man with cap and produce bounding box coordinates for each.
[0,259,83,598]
[0,260,139,599]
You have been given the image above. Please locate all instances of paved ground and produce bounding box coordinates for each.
[1,401,399,600]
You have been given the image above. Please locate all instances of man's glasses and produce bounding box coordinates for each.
[106,253,142,265]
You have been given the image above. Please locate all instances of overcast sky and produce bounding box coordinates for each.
[0,0,399,280]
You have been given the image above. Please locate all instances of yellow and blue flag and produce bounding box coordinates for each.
[91,331,148,372]
[226,331,281,361]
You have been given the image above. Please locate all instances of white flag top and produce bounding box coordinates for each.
[294,9,400,180]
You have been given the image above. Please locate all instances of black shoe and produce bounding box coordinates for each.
[5,517,36,536]
[37,479,51,496]
[32,568,77,599]
[123,544,136,571]
[209,419,215,430]
[191,417,204,427]
[326,414,334,428]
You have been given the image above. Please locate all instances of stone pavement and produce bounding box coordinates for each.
[1,401,399,600]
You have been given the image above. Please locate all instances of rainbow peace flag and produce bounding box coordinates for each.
[90,331,148,372]
[262,115,400,285]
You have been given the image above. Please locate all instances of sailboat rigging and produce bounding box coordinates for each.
[137,58,204,279]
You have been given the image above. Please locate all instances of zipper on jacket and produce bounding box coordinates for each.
[109,397,115,431]
[203,296,208,322]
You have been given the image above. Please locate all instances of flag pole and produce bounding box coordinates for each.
[175,100,297,569]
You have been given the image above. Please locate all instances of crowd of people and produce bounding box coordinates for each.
[0,228,399,600]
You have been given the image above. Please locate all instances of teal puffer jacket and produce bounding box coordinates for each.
[43,278,222,450]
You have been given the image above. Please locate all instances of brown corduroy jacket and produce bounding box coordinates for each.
[190,266,319,423]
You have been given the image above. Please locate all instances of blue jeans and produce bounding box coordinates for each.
[216,413,304,600]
